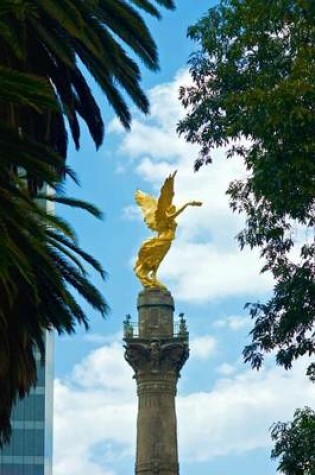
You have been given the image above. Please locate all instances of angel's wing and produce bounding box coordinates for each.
[135,190,158,231]
[155,171,177,226]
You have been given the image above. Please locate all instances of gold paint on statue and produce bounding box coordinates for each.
[134,171,202,289]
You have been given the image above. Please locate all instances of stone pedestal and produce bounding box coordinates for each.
[124,288,189,475]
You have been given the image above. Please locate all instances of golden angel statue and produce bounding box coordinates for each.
[134,172,202,289]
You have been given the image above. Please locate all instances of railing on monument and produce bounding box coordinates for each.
[123,317,189,340]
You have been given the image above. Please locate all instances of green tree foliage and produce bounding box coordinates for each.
[178,0,315,379]
[271,407,315,474]
[0,0,176,443]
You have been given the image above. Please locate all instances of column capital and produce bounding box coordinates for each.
[124,339,189,379]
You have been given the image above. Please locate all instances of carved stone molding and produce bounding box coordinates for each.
[124,339,189,378]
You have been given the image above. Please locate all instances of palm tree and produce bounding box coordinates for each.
[0,0,175,188]
[0,125,108,445]
[0,0,176,442]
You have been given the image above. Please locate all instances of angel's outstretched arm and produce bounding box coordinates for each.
[167,201,202,219]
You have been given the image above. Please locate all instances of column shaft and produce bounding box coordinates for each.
[136,373,179,475]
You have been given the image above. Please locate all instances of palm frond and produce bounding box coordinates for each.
[32,0,84,38]
[37,194,103,219]
[97,0,159,69]
[0,67,58,111]
[46,229,106,277]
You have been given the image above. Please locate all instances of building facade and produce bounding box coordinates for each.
[0,332,54,475]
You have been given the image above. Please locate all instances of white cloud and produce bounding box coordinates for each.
[216,363,238,376]
[109,68,273,303]
[178,360,315,461]
[84,332,123,345]
[53,339,137,475]
[158,243,271,302]
[54,336,315,474]
[190,335,217,360]
[121,204,141,221]
[213,315,250,331]
[72,342,133,391]
[149,68,192,128]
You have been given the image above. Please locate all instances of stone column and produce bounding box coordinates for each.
[124,288,189,475]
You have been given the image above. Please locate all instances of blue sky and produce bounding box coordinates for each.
[52,2,314,475]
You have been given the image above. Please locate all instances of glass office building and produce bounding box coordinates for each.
[0,332,54,475]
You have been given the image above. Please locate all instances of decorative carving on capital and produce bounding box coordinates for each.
[124,339,189,377]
